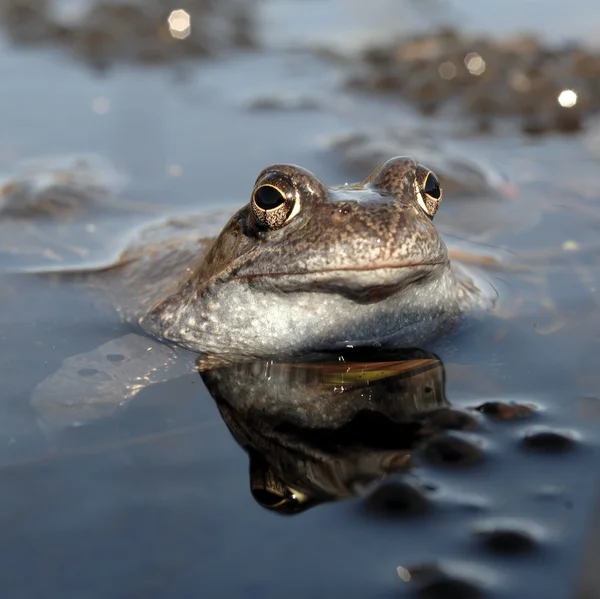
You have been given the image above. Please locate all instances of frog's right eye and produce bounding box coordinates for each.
[251,179,300,229]
[414,165,443,218]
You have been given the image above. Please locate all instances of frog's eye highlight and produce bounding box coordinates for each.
[414,166,443,218]
[251,182,300,229]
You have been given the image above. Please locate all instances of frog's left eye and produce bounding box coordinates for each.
[414,166,442,218]
[251,181,300,229]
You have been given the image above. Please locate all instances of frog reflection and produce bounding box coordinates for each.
[200,349,455,515]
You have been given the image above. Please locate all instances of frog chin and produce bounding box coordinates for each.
[143,261,460,359]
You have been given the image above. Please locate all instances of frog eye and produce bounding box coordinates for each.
[254,185,286,210]
[414,166,442,218]
[251,182,300,229]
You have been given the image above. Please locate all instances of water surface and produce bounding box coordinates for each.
[2,2,600,598]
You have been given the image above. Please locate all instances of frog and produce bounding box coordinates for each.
[23,156,498,430]
[131,155,495,357]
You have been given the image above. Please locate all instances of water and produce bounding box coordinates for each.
[262,0,600,49]
[1,1,600,598]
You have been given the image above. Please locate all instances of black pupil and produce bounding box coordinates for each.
[254,185,286,210]
[423,173,441,199]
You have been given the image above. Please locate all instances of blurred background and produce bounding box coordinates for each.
[1,0,600,209]
[1,1,600,598]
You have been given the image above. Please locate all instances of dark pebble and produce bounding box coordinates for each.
[408,565,485,599]
[521,428,577,452]
[475,402,534,421]
[474,524,537,555]
[362,480,430,517]
[415,578,484,599]
[422,409,479,432]
[420,432,483,466]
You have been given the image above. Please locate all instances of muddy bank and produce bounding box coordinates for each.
[332,28,599,135]
[0,0,256,69]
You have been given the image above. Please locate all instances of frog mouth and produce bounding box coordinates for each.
[236,262,446,303]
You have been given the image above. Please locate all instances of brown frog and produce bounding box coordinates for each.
[116,156,494,357]
[28,156,496,429]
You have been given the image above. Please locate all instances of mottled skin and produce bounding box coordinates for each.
[130,156,490,358]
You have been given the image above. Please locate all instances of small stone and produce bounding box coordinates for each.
[475,401,535,421]
[521,428,578,452]
[420,433,483,466]
[416,577,484,599]
[362,480,430,517]
[474,524,538,555]
[422,409,479,432]
[408,564,485,599]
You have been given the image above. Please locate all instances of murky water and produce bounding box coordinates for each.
[2,1,600,598]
